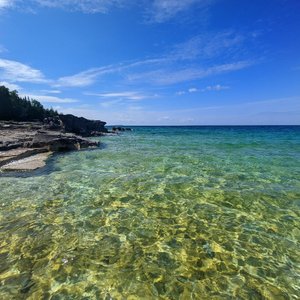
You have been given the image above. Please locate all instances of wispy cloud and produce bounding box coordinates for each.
[121,32,250,85]
[202,84,230,91]
[87,91,150,101]
[0,58,47,83]
[170,31,244,60]
[22,94,79,103]
[0,28,252,90]
[128,61,252,85]
[188,87,198,93]
[0,0,15,9]
[100,98,124,108]
[0,34,254,92]
[0,28,255,92]
[40,89,61,94]
[147,0,212,23]
[55,65,121,87]
[0,0,134,15]
[106,96,300,125]
[176,91,186,95]
[0,0,216,24]
[0,81,21,90]
[33,0,127,14]
[56,57,252,89]
[177,84,230,95]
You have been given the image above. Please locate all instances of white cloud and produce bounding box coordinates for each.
[100,98,124,108]
[40,89,61,94]
[128,61,252,85]
[107,96,300,125]
[148,0,212,23]
[202,84,230,91]
[22,94,79,103]
[34,0,126,13]
[171,31,244,60]
[0,0,129,14]
[88,91,149,101]
[55,69,103,87]
[55,59,165,87]
[55,65,120,87]
[0,58,47,83]
[0,0,216,24]
[0,81,21,90]
[127,105,143,111]
[47,30,251,88]
[177,84,230,95]
[0,30,253,93]
[85,91,153,108]
[0,0,15,9]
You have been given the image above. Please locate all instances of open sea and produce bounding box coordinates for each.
[0,126,299,299]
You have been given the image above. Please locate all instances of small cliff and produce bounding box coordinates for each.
[59,114,107,136]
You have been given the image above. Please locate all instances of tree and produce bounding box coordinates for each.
[0,85,58,121]
[0,86,13,120]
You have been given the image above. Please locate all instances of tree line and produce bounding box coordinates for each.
[0,85,58,121]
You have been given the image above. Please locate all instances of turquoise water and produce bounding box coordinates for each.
[0,126,299,299]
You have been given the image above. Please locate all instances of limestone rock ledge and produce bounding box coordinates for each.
[1,152,53,171]
[0,121,100,172]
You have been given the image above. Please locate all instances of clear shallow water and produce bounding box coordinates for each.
[0,126,299,299]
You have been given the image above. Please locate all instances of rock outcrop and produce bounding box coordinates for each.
[112,126,132,132]
[0,148,52,171]
[0,121,100,172]
[59,114,107,136]
[30,131,99,151]
[0,148,49,168]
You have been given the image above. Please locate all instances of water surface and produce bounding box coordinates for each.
[0,126,299,299]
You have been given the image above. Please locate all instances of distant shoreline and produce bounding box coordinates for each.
[107,124,300,127]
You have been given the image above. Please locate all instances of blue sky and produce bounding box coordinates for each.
[0,0,299,125]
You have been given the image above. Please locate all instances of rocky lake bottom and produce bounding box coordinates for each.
[0,126,299,299]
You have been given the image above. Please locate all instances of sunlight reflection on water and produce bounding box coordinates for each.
[0,126,299,299]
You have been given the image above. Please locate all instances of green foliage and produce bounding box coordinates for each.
[0,85,58,121]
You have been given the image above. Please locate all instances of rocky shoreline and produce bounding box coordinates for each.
[0,118,106,172]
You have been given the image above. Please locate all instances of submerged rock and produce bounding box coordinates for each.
[203,242,215,258]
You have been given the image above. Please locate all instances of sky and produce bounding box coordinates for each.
[0,0,300,125]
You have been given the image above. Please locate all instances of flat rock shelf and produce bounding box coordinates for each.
[0,121,101,172]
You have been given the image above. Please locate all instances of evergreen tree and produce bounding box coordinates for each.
[0,86,12,120]
[0,85,58,121]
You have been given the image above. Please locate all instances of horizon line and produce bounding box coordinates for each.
[106,124,300,127]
